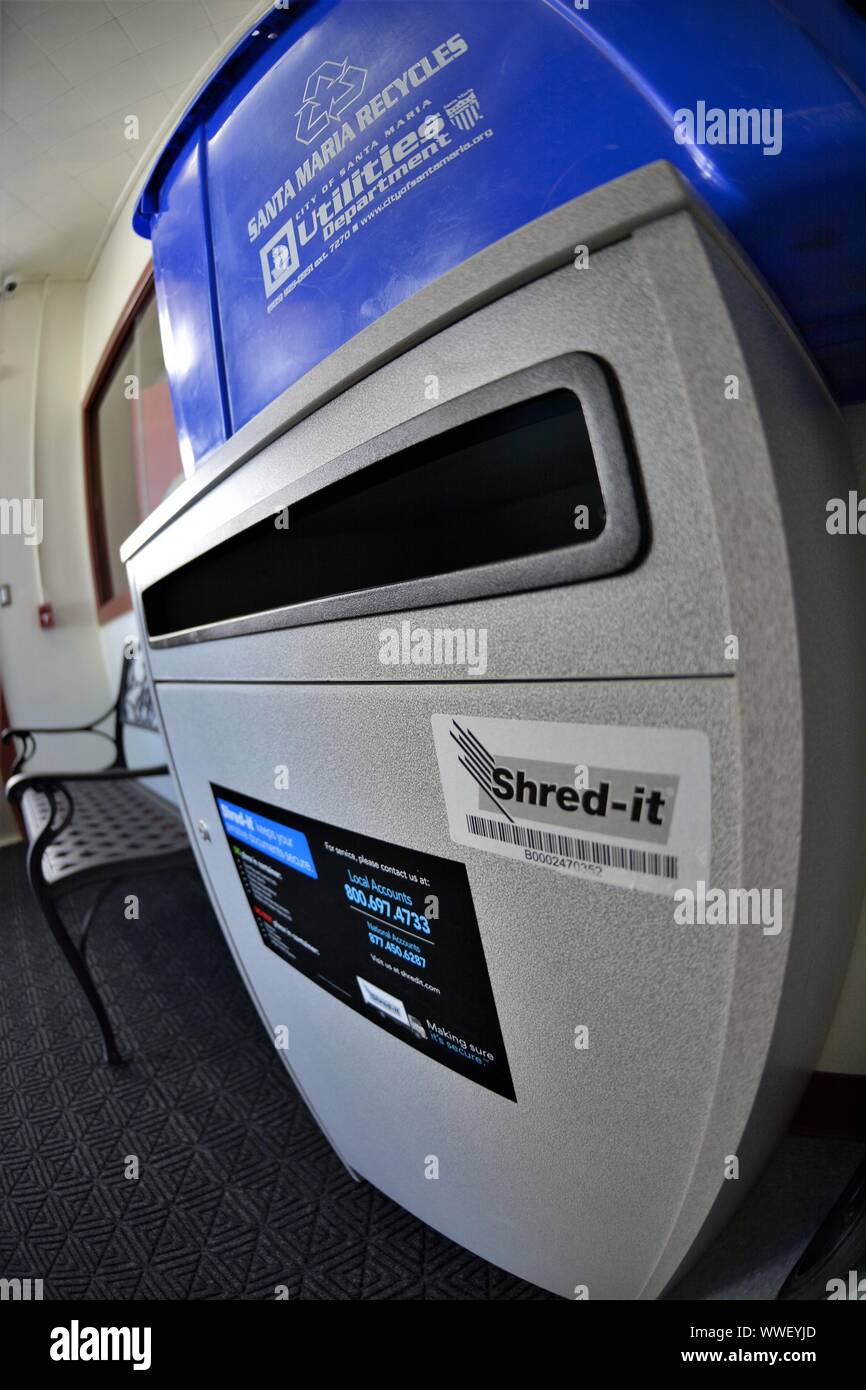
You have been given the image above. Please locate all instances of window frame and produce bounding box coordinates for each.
[82,263,158,625]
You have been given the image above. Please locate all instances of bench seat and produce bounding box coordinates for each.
[20,779,190,888]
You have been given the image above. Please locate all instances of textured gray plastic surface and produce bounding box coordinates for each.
[134,227,730,683]
[126,164,866,1298]
[159,678,740,1301]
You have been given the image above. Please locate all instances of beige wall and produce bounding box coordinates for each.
[0,183,175,795]
[72,2,264,795]
[0,4,261,801]
[0,281,112,776]
[80,183,175,800]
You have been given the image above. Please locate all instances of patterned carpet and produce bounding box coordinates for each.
[0,843,553,1300]
[2,841,862,1302]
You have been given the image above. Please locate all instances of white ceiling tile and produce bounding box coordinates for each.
[0,154,67,206]
[30,225,96,275]
[0,55,72,122]
[101,87,170,146]
[0,239,44,278]
[75,149,136,206]
[212,17,248,45]
[4,5,58,30]
[161,80,194,109]
[0,186,28,232]
[139,25,217,89]
[15,201,99,267]
[4,241,57,278]
[59,203,112,241]
[0,1,228,279]
[106,1,156,16]
[27,172,102,223]
[76,51,162,117]
[2,200,52,244]
[0,123,43,174]
[115,1,211,51]
[19,3,113,56]
[0,16,47,75]
[47,118,127,173]
[50,16,136,84]
[18,88,101,146]
[202,0,258,26]
[57,246,101,275]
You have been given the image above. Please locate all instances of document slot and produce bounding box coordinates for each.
[142,357,642,643]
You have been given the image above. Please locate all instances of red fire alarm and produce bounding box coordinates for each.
[38,602,55,629]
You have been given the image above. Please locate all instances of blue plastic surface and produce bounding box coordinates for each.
[136,0,866,467]
[148,131,231,469]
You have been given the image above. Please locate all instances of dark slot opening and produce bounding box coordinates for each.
[142,388,606,638]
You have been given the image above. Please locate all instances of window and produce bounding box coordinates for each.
[83,267,184,622]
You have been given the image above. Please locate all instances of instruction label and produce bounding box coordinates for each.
[212,786,515,1102]
[432,715,711,895]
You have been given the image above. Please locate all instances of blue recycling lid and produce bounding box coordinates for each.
[135,0,866,467]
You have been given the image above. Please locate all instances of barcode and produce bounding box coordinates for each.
[465,814,678,880]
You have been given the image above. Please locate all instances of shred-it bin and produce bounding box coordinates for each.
[123,1,866,1297]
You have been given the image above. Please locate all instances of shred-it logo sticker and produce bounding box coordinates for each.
[245,34,490,310]
[445,89,481,131]
[295,57,368,146]
[431,714,712,895]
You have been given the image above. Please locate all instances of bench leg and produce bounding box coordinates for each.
[26,849,124,1066]
[78,881,116,966]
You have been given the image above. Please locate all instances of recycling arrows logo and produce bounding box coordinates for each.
[295,57,368,146]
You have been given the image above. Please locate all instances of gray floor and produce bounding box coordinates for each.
[1,840,861,1300]
[668,1134,863,1298]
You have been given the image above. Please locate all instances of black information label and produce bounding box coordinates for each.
[212,784,516,1102]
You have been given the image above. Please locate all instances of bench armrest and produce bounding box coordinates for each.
[6,764,170,805]
[2,724,109,741]
[2,718,121,777]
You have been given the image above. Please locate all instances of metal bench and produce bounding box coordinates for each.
[3,645,193,1064]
